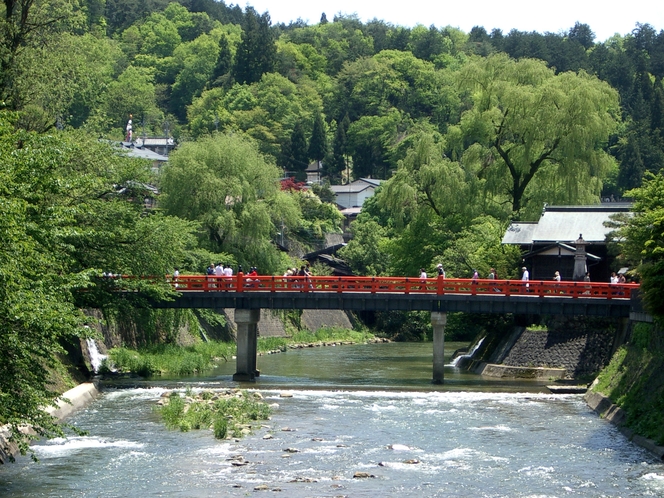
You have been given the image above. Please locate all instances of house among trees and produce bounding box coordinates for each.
[121,142,169,173]
[134,137,176,156]
[502,204,633,282]
[306,161,323,184]
[329,178,383,209]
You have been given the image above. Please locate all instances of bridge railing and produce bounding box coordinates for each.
[165,274,638,299]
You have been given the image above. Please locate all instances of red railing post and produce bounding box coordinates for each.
[437,275,444,295]
[236,272,243,293]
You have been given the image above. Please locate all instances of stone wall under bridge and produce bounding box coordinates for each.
[466,316,630,380]
[223,309,353,338]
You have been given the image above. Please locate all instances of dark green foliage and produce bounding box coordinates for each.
[288,120,309,180]
[308,111,328,162]
[210,34,233,87]
[233,7,276,84]
[0,114,200,458]
[617,172,664,318]
[373,311,432,341]
[328,115,349,181]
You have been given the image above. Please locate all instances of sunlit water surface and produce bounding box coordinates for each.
[1,342,663,497]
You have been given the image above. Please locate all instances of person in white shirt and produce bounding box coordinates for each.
[521,266,530,288]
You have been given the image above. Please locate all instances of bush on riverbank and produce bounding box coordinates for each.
[104,342,235,376]
[158,388,271,439]
[591,323,664,445]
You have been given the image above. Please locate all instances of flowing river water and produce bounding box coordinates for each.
[2,342,664,497]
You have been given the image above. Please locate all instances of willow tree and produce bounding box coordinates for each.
[451,53,620,219]
[159,133,301,273]
[369,131,487,276]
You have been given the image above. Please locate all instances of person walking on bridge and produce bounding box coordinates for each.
[521,266,530,289]
[436,263,445,278]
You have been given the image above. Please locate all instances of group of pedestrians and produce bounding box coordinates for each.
[207,263,234,278]
[610,271,626,284]
[419,264,447,280]
[283,264,312,289]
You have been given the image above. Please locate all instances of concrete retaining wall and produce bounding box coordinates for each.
[0,383,99,464]
[478,363,566,379]
[585,390,664,460]
[301,310,353,332]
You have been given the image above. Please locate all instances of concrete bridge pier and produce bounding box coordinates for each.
[431,311,447,384]
[233,309,260,382]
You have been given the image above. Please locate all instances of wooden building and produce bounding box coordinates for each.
[502,204,632,282]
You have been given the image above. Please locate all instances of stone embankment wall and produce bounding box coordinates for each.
[502,328,614,378]
[474,316,626,380]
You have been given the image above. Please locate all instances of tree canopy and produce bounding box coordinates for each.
[0,113,198,458]
[451,54,620,219]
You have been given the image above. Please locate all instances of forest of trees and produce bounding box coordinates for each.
[2,0,664,457]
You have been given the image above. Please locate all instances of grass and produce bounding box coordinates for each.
[592,324,664,445]
[159,388,271,439]
[106,326,375,377]
[104,341,236,377]
[257,326,375,353]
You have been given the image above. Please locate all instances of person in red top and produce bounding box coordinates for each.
[246,266,258,287]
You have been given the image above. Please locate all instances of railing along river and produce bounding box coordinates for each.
[165,274,638,300]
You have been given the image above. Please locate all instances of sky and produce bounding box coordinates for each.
[242,0,663,42]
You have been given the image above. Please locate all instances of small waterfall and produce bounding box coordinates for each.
[86,338,107,374]
[449,337,485,367]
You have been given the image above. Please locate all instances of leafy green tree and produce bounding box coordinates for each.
[169,30,222,119]
[11,33,121,129]
[91,65,163,135]
[568,22,595,50]
[159,133,301,273]
[338,218,390,276]
[233,7,276,84]
[346,110,403,179]
[0,0,80,108]
[210,33,233,87]
[452,53,620,218]
[283,19,373,75]
[0,116,196,458]
[290,189,343,247]
[188,72,320,158]
[441,216,521,279]
[138,11,182,58]
[616,171,664,317]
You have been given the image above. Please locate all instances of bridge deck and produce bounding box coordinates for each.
[148,275,638,317]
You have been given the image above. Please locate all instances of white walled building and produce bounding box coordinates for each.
[329,178,383,209]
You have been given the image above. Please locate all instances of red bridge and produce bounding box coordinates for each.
[167,273,637,299]
[146,274,643,383]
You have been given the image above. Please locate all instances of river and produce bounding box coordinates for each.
[1,342,663,497]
